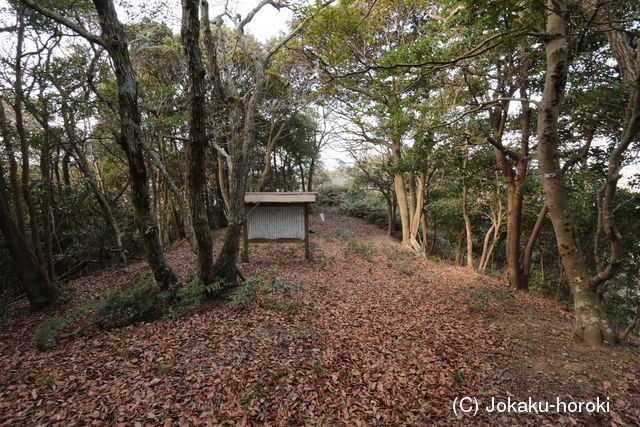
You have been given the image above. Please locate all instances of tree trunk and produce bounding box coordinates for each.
[208,148,227,229]
[455,228,465,266]
[14,6,46,275]
[212,135,247,283]
[420,211,428,253]
[146,147,197,253]
[307,158,316,192]
[62,151,71,187]
[299,164,306,192]
[0,163,56,309]
[506,183,526,288]
[74,146,127,264]
[0,97,26,237]
[429,212,437,255]
[536,0,615,345]
[92,0,178,290]
[523,204,547,278]
[384,193,393,237]
[181,0,214,285]
[256,120,285,191]
[478,224,495,273]
[39,100,56,279]
[409,172,425,244]
[394,173,411,247]
[462,147,473,268]
[216,152,231,213]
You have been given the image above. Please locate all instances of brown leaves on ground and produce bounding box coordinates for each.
[1,213,638,425]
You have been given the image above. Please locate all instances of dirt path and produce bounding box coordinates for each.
[1,213,638,425]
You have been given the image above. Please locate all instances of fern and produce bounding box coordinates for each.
[33,316,74,351]
[228,278,260,309]
[96,278,162,328]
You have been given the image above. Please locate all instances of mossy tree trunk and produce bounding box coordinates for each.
[181,0,215,285]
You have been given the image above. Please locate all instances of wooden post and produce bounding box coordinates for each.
[241,220,249,262]
[304,203,310,260]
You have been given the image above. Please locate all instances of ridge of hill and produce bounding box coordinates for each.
[1,214,638,425]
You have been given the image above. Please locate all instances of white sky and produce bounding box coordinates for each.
[116,0,294,43]
[215,0,294,42]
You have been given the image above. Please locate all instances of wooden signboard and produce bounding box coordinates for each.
[242,192,317,261]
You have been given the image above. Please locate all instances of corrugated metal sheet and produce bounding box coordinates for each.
[245,192,317,203]
[247,206,305,240]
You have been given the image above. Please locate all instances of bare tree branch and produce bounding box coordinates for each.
[18,0,107,48]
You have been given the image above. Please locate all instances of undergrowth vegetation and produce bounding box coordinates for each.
[322,229,373,261]
[228,277,302,314]
[33,271,304,351]
[458,283,513,313]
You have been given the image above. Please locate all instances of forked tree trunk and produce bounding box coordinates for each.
[409,172,425,245]
[388,144,411,247]
[212,136,248,283]
[181,0,214,285]
[199,0,318,282]
[487,43,532,290]
[536,0,615,346]
[478,224,495,273]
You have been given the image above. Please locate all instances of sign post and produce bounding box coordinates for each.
[242,192,318,262]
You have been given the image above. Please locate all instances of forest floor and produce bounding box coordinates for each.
[1,213,639,426]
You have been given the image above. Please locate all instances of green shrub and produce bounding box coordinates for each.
[323,229,374,261]
[175,279,206,313]
[317,185,346,207]
[255,264,279,276]
[340,192,387,226]
[374,217,388,229]
[95,277,166,328]
[459,284,512,312]
[175,278,225,314]
[228,278,260,309]
[261,279,302,314]
[228,277,303,313]
[345,239,373,262]
[265,279,302,295]
[33,316,74,351]
[71,298,107,317]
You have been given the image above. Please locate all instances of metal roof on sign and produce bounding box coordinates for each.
[244,192,318,203]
